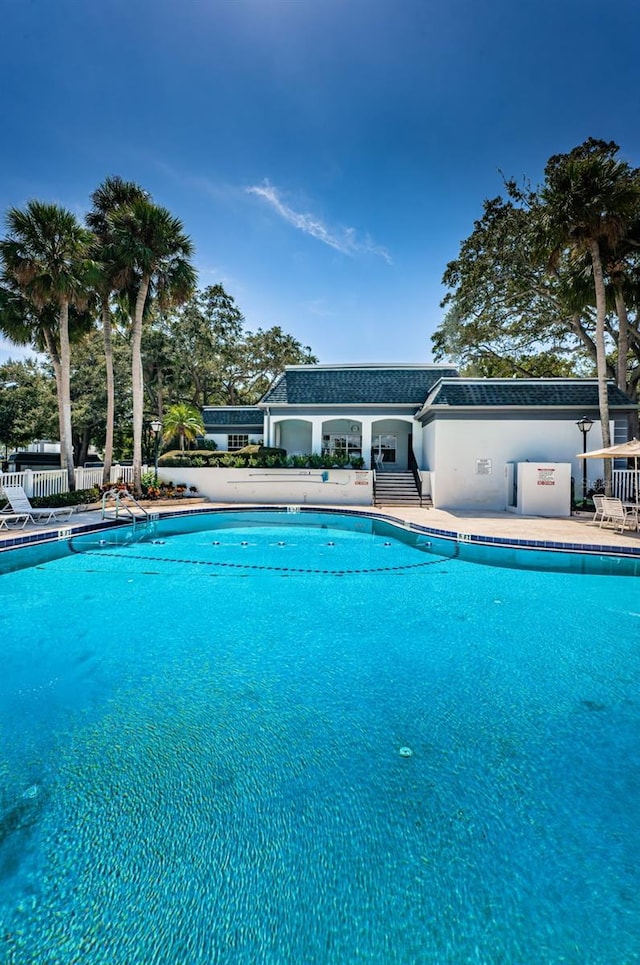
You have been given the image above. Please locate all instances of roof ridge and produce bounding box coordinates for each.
[282,363,458,371]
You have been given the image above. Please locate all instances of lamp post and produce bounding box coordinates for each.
[150,419,162,484]
[576,415,594,504]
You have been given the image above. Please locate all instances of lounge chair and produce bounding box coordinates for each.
[0,485,74,524]
[0,512,31,530]
[592,494,606,524]
[599,497,638,533]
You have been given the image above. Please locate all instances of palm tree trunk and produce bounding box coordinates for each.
[46,302,76,492]
[613,283,629,392]
[42,328,66,478]
[131,275,151,493]
[102,300,115,486]
[612,283,639,439]
[589,240,612,493]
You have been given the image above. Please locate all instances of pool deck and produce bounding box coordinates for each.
[1,499,639,557]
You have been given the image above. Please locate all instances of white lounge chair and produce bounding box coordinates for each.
[0,485,74,524]
[592,494,606,524]
[0,512,31,530]
[599,497,638,533]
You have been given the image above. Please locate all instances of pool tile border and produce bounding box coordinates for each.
[1,504,639,561]
[0,517,129,552]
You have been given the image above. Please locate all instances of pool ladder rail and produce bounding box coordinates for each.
[101,487,150,523]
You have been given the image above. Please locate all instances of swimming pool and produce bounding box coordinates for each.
[1,511,639,963]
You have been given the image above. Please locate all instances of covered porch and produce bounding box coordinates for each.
[267,415,418,470]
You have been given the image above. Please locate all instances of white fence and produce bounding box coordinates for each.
[0,465,145,499]
[612,469,640,502]
[2,463,636,504]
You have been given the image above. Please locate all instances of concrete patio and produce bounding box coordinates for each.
[0,499,639,555]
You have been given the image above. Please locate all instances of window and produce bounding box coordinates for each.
[372,434,397,464]
[227,434,249,451]
[322,433,362,458]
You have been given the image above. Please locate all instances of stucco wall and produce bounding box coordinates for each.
[430,417,609,511]
[158,467,373,505]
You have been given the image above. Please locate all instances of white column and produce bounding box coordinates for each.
[311,418,324,455]
[361,419,373,469]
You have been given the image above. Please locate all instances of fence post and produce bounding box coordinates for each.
[23,468,34,498]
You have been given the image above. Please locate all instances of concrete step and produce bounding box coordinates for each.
[374,471,422,506]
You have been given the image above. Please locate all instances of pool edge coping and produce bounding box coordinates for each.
[2,504,639,562]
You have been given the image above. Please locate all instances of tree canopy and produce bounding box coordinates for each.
[0,176,317,491]
[155,285,317,408]
[434,139,640,404]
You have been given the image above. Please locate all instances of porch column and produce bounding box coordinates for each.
[311,418,324,455]
[361,419,373,469]
[263,408,271,447]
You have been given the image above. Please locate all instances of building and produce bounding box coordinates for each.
[202,364,637,511]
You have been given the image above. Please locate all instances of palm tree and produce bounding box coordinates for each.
[106,199,197,492]
[162,402,205,450]
[86,176,149,486]
[540,140,640,491]
[0,202,94,490]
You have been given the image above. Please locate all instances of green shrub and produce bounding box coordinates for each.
[31,488,100,508]
[140,470,157,489]
[236,445,286,457]
[155,447,366,470]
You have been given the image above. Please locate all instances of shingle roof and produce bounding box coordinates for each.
[202,407,264,429]
[261,365,459,405]
[427,379,635,408]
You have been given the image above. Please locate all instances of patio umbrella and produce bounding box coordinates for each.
[577,438,640,506]
[577,438,640,460]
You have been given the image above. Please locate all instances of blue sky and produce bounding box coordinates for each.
[1,0,640,365]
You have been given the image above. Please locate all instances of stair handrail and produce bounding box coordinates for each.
[408,448,424,504]
[101,487,149,521]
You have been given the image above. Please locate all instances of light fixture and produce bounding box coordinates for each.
[149,419,162,483]
[576,416,594,504]
[576,416,594,436]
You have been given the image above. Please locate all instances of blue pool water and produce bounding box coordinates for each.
[1,511,639,964]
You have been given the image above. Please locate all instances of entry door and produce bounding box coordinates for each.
[371,434,397,466]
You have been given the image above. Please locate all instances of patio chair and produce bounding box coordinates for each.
[0,512,32,530]
[0,485,74,524]
[599,496,638,533]
[592,494,606,524]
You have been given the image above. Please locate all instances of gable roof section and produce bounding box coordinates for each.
[422,378,635,411]
[261,364,459,406]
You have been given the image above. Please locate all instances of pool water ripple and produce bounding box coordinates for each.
[0,513,638,964]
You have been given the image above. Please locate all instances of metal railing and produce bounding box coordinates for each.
[407,446,424,506]
[101,487,149,521]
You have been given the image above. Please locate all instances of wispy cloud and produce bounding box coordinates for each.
[246,181,392,264]
[303,298,335,318]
